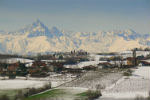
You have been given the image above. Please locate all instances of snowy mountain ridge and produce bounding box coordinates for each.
[0,20,149,54]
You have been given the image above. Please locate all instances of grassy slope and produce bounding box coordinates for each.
[25,89,66,100]
[0,90,19,98]
[25,88,89,100]
[76,91,89,99]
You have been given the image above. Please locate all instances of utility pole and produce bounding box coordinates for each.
[132,49,137,67]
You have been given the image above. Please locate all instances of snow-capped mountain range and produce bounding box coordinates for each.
[0,19,149,54]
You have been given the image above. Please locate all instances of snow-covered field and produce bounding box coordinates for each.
[0,53,149,100]
[120,51,150,58]
[64,54,108,69]
[98,66,150,100]
[0,74,76,90]
[64,60,107,69]
[65,52,150,69]
[132,67,150,79]
[0,58,34,64]
[0,80,47,90]
[62,70,122,90]
[57,87,88,100]
[143,59,150,63]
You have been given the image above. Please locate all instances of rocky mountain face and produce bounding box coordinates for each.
[0,20,149,54]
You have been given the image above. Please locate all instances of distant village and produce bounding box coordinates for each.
[0,48,150,79]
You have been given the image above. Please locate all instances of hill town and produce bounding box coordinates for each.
[0,48,150,100]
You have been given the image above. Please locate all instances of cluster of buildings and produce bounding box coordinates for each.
[0,50,150,79]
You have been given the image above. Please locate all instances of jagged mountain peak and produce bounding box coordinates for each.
[123,29,137,35]
[18,19,63,38]
[50,26,63,37]
[125,29,135,32]
[20,20,52,38]
[31,19,45,28]
[114,29,141,40]
[15,19,48,34]
[25,19,49,31]
[0,20,149,54]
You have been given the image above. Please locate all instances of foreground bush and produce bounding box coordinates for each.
[76,90,102,100]
[135,96,150,100]
[24,83,51,97]
[86,90,102,100]
[135,92,150,100]
[25,98,64,100]
[123,69,133,76]
[0,95,9,100]
[13,83,52,100]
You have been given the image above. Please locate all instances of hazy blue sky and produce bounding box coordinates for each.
[0,0,149,34]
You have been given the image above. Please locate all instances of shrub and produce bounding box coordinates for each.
[86,90,102,100]
[96,84,105,89]
[24,83,51,97]
[14,90,24,100]
[135,92,150,100]
[123,69,133,76]
[123,72,131,76]
[77,90,102,100]
[127,69,133,73]
[8,74,16,79]
[24,88,37,97]
[0,95,9,100]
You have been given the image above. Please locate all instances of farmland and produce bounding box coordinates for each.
[0,50,150,100]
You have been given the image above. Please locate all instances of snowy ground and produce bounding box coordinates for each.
[132,67,150,79]
[0,80,48,90]
[62,70,123,90]
[1,54,149,100]
[56,87,88,100]
[64,54,107,69]
[0,75,75,89]
[0,75,76,99]
[120,51,150,58]
[143,59,150,63]
[63,54,124,91]
[27,86,88,100]
[64,60,107,69]
[0,58,34,64]
[98,66,150,100]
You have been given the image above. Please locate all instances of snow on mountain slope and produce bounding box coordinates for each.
[0,20,149,54]
[109,37,146,52]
